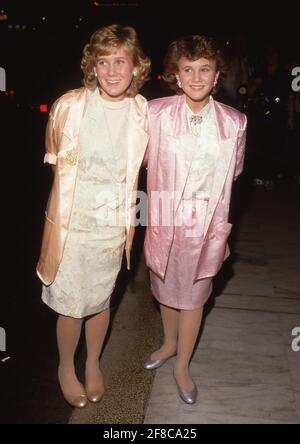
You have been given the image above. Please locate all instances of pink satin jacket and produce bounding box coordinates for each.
[144,94,247,281]
[37,87,148,286]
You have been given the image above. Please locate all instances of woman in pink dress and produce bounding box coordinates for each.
[144,35,247,404]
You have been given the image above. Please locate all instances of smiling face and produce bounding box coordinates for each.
[176,57,219,112]
[95,45,136,101]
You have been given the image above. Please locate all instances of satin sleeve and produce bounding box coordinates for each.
[43,102,58,165]
[43,96,70,165]
[234,113,247,180]
[142,105,150,168]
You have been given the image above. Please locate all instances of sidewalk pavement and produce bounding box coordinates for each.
[144,185,300,424]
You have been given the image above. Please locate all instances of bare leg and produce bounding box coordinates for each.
[150,304,179,360]
[174,307,203,391]
[85,309,110,392]
[57,315,84,395]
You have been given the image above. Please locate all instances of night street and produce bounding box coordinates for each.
[1,0,300,425]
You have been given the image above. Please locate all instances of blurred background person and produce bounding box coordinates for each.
[248,46,294,188]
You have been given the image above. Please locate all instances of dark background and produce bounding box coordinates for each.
[0,0,299,423]
[1,0,299,104]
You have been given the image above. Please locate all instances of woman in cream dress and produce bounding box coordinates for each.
[42,89,130,318]
[37,25,150,408]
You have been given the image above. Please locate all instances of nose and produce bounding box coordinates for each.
[107,63,117,76]
[192,70,201,82]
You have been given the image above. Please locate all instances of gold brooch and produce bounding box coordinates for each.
[65,147,79,166]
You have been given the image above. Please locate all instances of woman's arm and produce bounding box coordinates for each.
[234,113,247,180]
[43,101,59,168]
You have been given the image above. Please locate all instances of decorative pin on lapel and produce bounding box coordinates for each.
[190,115,203,125]
[65,147,79,165]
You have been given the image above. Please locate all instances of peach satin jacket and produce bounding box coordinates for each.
[37,87,148,286]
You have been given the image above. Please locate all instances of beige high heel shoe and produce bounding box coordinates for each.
[58,368,88,408]
[85,369,105,403]
[60,383,88,408]
[85,384,105,403]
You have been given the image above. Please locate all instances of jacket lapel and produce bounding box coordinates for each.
[62,88,90,143]
[171,95,198,213]
[203,100,236,235]
[126,97,149,199]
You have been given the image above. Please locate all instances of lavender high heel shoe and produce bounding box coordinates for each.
[174,373,198,404]
[144,352,177,370]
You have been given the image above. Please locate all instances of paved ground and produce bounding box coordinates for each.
[144,183,300,424]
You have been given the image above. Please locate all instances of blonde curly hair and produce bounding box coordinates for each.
[81,24,151,97]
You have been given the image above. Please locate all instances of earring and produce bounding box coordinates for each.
[214,78,218,86]
[177,79,182,88]
[94,69,97,78]
[133,71,137,77]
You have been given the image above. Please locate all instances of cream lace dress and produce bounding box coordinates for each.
[42,89,129,318]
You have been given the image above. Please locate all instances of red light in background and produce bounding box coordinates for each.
[4,90,14,97]
[39,104,48,113]
[156,74,162,80]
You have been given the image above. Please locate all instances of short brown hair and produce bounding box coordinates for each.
[81,24,151,97]
[163,35,226,94]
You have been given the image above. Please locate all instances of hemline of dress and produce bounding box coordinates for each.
[41,294,111,319]
[150,287,212,311]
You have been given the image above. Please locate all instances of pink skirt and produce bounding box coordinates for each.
[150,199,212,310]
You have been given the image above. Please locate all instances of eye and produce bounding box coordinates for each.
[116,59,125,64]
[97,60,107,66]
[184,68,192,73]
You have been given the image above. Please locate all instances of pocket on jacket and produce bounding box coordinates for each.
[209,221,232,241]
[40,217,55,260]
[198,222,233,276]
[45,211,55,225]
